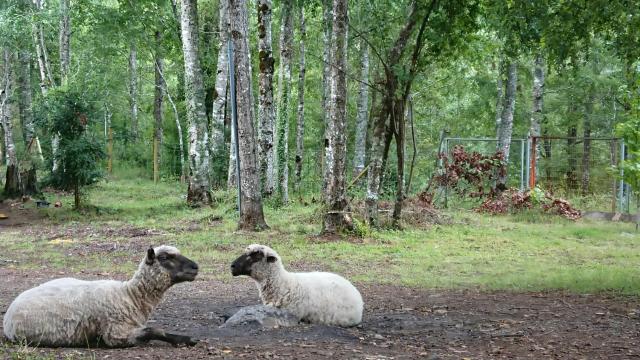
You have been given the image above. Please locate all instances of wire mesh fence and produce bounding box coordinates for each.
[530,136,629,213]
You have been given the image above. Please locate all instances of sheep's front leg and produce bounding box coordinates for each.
[134,327,198,347]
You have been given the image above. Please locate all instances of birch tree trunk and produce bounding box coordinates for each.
[256,0,276,196]
[1,50,21,197]
[155,63,186,181]
[495,59,503,132]
[59,0,71,84]
[180,0,213,205]
[128,43,139,141]
[275,0,294,204]
[153,31,164,184]
[530,54,544,179]
[16,50,39,194]
[32,0,54,92]
[320,0,332,187]
[352,39,369,177]
[294,4,306,193]
[210,0,229,186]
[229,0,269,230]
[495,61,517,189]
[322,0,352,234]
[227,122,237,188]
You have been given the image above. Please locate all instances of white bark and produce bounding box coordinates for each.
[153,32,164,183]
[59,0,71,84]
[1,49,22,195]
[211,0,228,180]
[180,0,212,205]
[320,0,333,190]
[495,59,503,132]
[530,54,544,180]
[257,0,276,196]
[129,43,139,140]
[17,50,42,161]
[496,61,517,187]
[322,0,351,233]
[275,0,293,204]
[294,4,306,193]
[229,0,268,230]
[352,39,369,177]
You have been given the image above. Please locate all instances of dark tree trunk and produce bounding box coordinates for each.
[229,0,269,230]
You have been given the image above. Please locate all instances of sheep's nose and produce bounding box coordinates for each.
[191,262,199,270]
[230,263,236,269]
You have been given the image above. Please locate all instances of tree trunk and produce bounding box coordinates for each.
[32,0,54,93]
[530,54,544,181]
[581,88,594,196]
[1,49,22,197]
[16,50,39,195]
[391,100,405,226]
[256,0,276,196]
[229,0,268,230]
[352,39,369,177]
[129,43,139,141]
[180,0,213,206]
[227,123,237,188]
[320,0,332,190]
[495,59,503,132]
[294,4,306,193]
[210,0,229,187]
[155,62,186,181]
[275,0,294,204]
[496,61,517,189]
[59,0,71,84]
[322,0,351,234]
[153,31,164,184]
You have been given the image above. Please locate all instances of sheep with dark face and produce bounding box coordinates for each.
[3,245,199,347]
[231,244,363,327]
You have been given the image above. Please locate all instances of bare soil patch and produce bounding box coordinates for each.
[0,268,637,359]
[0,201,45,228]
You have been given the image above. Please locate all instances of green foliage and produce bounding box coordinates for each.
[616,117,640,192]
[35,86,105,198]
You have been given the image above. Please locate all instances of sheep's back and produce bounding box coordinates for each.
[3,277,127,346]
[289,272,363,326]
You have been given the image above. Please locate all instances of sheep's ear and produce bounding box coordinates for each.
[266,255,277,263]
[146,247,155,265]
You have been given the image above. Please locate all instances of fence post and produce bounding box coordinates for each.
[529,136,537,189]
[618,140,625,213]
[525,135,530,190]
[520,139,525,191]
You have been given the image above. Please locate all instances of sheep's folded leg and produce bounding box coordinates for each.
[134,327,198,347]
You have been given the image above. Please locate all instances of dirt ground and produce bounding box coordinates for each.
[0,268,638,359]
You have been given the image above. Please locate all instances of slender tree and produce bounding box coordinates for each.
[16,50,39,194]
[180,0,212,205]
[495,61,517,189]
[1,49,21,197]
[322,0,351,234]
[275,0,294,204]
[352,39,369,177]
[153,31,164,184]
[229,0,268,230]
[128,43,139,140]
[210,0,229,186]
[320,0,332,182]
[294,2,306,193]
[256,0,276,196]
[59,0,70,84]
[529,54,544,178]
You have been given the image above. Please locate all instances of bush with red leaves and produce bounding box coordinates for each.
[434,145,505,198]
[427,146,581,220]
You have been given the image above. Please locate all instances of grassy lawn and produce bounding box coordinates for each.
[2,175,639,295]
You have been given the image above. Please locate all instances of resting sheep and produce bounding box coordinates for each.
[230,244,363,327]
[3,245,199,347]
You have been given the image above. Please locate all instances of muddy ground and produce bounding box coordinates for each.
[0,268,638,359]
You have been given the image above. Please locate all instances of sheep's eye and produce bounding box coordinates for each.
[158,254,168,261]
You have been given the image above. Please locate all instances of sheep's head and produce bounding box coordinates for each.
[230,244,281,281]
[145,245,199,284]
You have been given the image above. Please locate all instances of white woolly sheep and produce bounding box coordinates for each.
[230,244,363,327]
[3,245,199,347]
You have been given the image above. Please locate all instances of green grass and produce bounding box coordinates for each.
[2,176,639,294]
